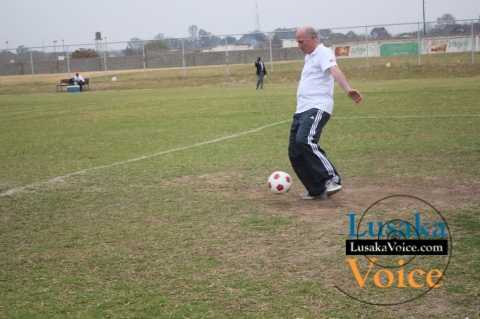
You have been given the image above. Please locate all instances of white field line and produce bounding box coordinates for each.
[1,113,480,197]
[0,119,290,197]
[336,114,480,120]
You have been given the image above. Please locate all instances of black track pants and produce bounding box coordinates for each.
[288,108,340,196]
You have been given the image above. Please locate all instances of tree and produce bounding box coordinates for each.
[16,45,29,56]
[318,29,333,41]
[198,29,211,48]
[164,38,182,50]
[370,27,391,40]
[198,29,210,37]
[328,32,349,43]
[71,48,98,59]
[225,36,237,45]
[273,28,296,40]
[437,13,456,25]
[154,33,165,41]
[238,31,267,48]
[144,40,169,51]
[188,25,198,40]
[270,34,282,48]
[197,29,222,48]
[345,31,359,41]
[432,13,462,35]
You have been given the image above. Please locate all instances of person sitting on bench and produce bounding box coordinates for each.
[72,73,86,91]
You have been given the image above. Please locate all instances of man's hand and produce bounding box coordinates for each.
[348,89,363,104]
[330,66,363,104]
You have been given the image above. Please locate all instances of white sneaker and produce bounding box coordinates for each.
[325,180,342,196]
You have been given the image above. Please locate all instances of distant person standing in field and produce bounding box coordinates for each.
[289,26,362,200]
[72,73,86,91]
[254,57,267,89]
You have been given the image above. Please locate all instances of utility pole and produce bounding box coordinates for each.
[422,0,427,35]
[254,0,261,31]
[53,40,58,73]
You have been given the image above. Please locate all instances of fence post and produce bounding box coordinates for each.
[181,38,186,77]
[417,22,422,66]
[364,25,369,68]
[268,34,273,74]
[29,51,35,74]
[103,51,108,71]
[472,21,475,64]
[224,37,230,77]
[142,42,147,70]
[103,38,108,71]
[66,48,71,73]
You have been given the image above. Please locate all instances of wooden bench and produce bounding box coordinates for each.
[56,78,90,92]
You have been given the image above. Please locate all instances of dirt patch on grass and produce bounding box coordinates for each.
[166,172,479,316]
[166,172,480,218]
[174,172,480,218]
[249,175,480,216]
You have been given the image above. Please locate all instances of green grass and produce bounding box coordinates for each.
[0,60,480,318]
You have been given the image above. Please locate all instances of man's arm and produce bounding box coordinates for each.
[329,66,363,104]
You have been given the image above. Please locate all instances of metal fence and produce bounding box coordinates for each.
[1,19,479,76]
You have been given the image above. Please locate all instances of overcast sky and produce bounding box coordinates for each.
[1,0,479,49]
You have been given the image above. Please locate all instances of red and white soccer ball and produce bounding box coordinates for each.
[267,171,292,194]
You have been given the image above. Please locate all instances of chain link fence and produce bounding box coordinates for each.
[1,19,479,76]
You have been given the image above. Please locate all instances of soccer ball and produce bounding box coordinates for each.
[267,171,292,194]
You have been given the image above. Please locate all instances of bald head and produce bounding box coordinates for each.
[296,26,319,54]
[297,26,318,39]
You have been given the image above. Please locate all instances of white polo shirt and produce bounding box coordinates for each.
[296,44,337,114]
[74,74,84,82]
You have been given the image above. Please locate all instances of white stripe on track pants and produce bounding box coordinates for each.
[288,108,340,196]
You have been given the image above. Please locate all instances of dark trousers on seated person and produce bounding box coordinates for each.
[288,108,341,196]
[75,80,85,91]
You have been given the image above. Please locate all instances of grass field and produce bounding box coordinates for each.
[1,57,479,318]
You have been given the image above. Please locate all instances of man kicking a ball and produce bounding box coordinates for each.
[289,26,363,200]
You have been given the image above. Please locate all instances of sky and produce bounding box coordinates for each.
[1,0,479,49]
